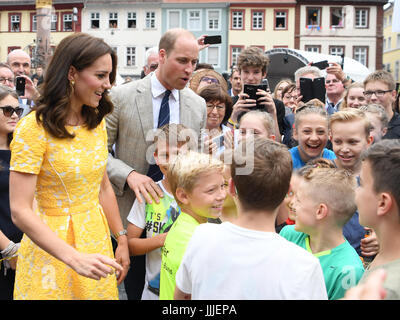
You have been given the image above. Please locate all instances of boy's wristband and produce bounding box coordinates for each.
[228,118,238,128]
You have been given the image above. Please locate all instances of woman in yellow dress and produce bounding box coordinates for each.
[9,33,130,299]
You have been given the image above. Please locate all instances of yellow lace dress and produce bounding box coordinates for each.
[10,112,118,300]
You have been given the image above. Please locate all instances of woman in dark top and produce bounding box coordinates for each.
[0,85,23,299]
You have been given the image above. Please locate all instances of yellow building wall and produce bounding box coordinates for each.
[383,6,400,82]
[228,7,295,48]
[0,10,74,65]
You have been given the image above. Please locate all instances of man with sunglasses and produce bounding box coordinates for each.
[363,70,400,139]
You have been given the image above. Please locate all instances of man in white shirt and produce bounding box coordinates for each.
[106,28,206,300]
[174,138,328,300]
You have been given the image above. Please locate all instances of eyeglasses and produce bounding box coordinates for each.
[325,79,341,84]
[363,90,392,98]
[284,95,298,100]
[206,104,225,111]
[0,106,24,117]
[148,63,158,71]
[0,77,14,83]
[201,76,219,84]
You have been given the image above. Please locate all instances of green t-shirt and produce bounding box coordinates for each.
[159,212,200,300]
[280,225,365,300]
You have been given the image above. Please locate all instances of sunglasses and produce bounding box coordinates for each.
[200,76,219,84]
[0,106,24,117]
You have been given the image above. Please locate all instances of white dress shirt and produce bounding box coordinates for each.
[151,72,180,129]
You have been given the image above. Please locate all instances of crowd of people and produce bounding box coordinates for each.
[0,27,400,301]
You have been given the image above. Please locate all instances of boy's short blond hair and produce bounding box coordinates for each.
[240,110,275,136]
[167,151,224,204]
[299,167,357,226]
[329,108,371,138]
[363,69,396,91]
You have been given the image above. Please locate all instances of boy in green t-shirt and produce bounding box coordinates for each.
[280,166,365,300]
[126,123,190,300]
[159,150,226,300]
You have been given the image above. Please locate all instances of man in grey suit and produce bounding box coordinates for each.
[106,28,206,299]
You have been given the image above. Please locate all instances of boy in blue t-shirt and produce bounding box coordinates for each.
[289,105,336,170]
[280,166,364,300]
[126,123,188,300]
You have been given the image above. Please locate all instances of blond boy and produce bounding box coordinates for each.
[159,151,226,300]
[126,123,189,299]
[174,138,327,300]
[280,166,365,300]
[329,108,373,174]
[329,108,379,260]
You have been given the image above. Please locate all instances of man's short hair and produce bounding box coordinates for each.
[158,28,196,56]
[237,47,270,75]
[361,139,400,213]
[167,151,224,205]
[154,123,191,147]
[0,63,13,73]
[298,166,357,226]
[294,66,323,82]
[329,108,371,138]
[231,137,292,212]
[363,69,396,91]
[145,46,158,64]
[359,104,389,130]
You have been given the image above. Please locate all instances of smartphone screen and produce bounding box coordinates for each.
[15,77,26,96]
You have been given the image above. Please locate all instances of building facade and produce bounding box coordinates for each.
[82,0,161,80]
[0,0,83,67]
[295,0,388,71]
[161,0,229,75]
[228,0,296,69]
[383,1,400,82]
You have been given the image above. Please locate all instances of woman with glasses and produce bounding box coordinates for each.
[198,84,233,156]
[281,83,298,115]
[0,85,23,299]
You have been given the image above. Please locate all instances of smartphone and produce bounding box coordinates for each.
[312,77,326,104]
[299,78,314,103]
[311,60,329,70]
[15,76,26,96]
[211,133,224,149]
[300,77,326,104]
[204,35,222,45]
[244,84,268,101]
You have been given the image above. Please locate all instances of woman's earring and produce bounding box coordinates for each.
[69,79,75,93]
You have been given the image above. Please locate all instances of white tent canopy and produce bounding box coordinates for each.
[265,48,372,90]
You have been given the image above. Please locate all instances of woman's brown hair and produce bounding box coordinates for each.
[0,85,19,146]
[197,84,233,124]
[34,33,117,139]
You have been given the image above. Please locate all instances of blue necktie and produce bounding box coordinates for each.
[327,102,336,115]
[158,90,171,128]
[147,90,171,182]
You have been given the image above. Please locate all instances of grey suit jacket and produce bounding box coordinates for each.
[106,74,207,226]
